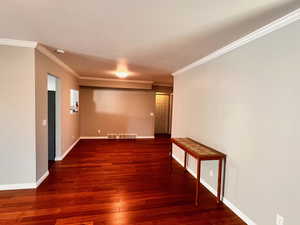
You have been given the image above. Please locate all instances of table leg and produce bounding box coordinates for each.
[222,157,227,202]
[184,151,187,171]
[169,148,173,172]
[195,159,201,206]
[217,159,223,203]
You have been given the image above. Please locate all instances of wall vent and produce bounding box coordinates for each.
[107,133,137,139]
[119,133,137,139]
[107,134,118,139]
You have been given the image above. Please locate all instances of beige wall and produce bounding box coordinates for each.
[80,87,155,137]
[35,50,80,181]
[172,21,300,224]
[0,46,36,185]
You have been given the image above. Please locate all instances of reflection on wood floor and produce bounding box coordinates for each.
[0,137,245,225]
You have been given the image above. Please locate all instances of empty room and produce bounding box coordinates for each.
[0,1,299,225]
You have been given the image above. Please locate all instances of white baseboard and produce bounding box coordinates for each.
[223,198,256,225]
[136,136,155,139]
[171,153,184,167]
[0,170,49,191]
[35,170,49,188]
[80,136,107,139]
[186,167,197,178]
[80,136,155,139]
[55,138,80,161]
[0,182,35,191]
[171,154,256,225]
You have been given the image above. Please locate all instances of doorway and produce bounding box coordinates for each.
[47,75,59,168]
[155,92,173,137]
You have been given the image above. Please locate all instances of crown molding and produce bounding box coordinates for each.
[0,38,38,48]
[79,76,154,84]
[153,82,173,87]
[173,8,300,76]
[36,44,80,78]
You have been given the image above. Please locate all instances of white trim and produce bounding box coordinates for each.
[199,178,256,225]
[0,183,35,191]
[55,138,80,161]
[200,178,217,196]
[186,167,197,178]
[0,170,49,191]
[171,154,184,167]
[171,154,256,225]
[80,136,108,139]
[79,76,154,84]
[0,39,38,48]
[80,136,155,140]
[35,170,49,188]
[223,198,256,225]
[153,82,173,87]
[136,136,155,139]
[173,8,300,76]
[54,75,62,160]
[36,45,80,78]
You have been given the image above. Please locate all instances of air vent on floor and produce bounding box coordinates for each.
[107,134,118,139]
[119,133,137,139]
[107,133,137,139]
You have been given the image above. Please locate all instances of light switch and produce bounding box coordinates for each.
[150,112,154,116]
[42,119,47,126]
[276,214,284,225]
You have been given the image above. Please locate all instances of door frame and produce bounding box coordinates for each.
[155,92,172,135]
[48,74,62,162]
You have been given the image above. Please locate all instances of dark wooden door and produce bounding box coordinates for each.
[155,94,170,134]
[48,91,56,162]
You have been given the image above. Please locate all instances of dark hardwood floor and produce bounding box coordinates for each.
[0,138,246,225]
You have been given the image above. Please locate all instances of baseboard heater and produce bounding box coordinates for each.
[107,133,137,139]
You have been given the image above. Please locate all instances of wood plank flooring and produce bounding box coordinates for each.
[0,138,246,225]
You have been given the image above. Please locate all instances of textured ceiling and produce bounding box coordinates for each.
[1,0,300,84]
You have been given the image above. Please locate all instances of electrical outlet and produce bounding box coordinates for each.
[209,170,214,177]
[276,214,284,225]
[97,129,101,135]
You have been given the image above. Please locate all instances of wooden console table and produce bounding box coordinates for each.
[171,138,226,206]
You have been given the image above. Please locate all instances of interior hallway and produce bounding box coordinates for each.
[0,138,245,225]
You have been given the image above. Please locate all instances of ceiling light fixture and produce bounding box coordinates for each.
[115,71,128,78]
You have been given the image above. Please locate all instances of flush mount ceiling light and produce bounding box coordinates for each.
[115,59,129,78]
[115,71,128,78]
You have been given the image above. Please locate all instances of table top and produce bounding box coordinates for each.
[172,138,226,160]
